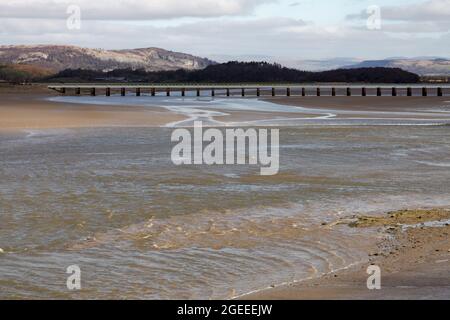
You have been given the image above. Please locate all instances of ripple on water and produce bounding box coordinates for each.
[2,124,450,299]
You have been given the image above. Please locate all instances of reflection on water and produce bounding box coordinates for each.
[50,95,450,128]
[1,98,450,299]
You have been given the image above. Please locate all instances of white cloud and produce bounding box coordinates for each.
[2,16,450,59]
[382,0,450,21]
[1,0,449,60]
[346,0,450,35]
[348,0,450,22]
[0,0,274,20]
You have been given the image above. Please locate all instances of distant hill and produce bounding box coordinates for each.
[209,55,362,72]
[346,59,450,76]
[46,61,420,84]
[0,45,214,73]
[209,56,450,76]
[279,58,362,72]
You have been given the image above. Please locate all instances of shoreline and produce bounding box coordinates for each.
[240,208,450,300]
[263,96,450,112]
[1,85,450,299]
[0,85,187,131]
[1,86,450,132]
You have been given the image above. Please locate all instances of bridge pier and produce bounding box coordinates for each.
[50,85,449,99]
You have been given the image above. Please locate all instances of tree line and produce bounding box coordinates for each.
[42,61,420,83]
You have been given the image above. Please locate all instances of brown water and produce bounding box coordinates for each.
[1,98,450,299]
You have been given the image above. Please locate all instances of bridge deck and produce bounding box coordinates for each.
[48,84,450,97]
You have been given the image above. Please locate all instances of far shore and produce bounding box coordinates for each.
[1,84,450,132]
[264,96,450,112]
[0,85,186,131]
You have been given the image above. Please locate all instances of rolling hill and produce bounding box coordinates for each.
[346,58,450,76]
[0,45,214,73]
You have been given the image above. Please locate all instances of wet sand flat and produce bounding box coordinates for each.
[265,96,450,112]
[260,96,450,122]
[242,209,450,300]
[216,110,320,123]
[0,86,186,131]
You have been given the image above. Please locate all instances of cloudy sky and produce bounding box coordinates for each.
[1,0,449,60]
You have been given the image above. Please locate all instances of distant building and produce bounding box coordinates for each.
[421,76,449,83]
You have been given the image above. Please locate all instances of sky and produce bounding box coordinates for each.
[1,0,450,60]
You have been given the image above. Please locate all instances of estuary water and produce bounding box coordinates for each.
[1,96,450,299]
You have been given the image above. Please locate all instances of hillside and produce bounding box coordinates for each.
[211,57,450,76]
[347,58,450,76]
[47,61,421,84]
[0,45,214,73]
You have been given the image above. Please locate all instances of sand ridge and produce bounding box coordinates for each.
[242,208,450,300]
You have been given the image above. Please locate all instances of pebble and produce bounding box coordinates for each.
[0,248,4,254]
